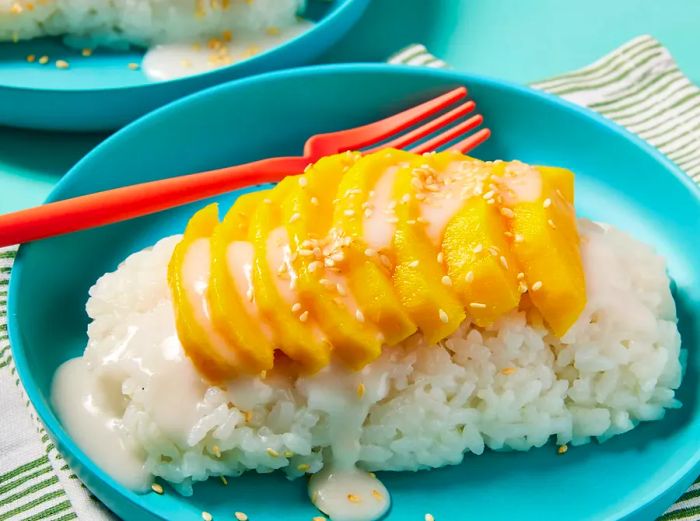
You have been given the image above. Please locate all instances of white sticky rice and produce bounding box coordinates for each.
[0,0,305,47]
[77,219,683,495]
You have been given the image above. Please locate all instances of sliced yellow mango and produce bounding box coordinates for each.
[391,162,465,344]
[250,177,330,373]
[505,162,585,336]
[168,204,237,382]
[208,190,274,375]
[536,166,574,203]
[281,154,384,370]
[442,195,522,326]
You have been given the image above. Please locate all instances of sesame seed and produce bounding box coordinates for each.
[504,231,513,238]
[439,309,449,323]
[151,483,164,494]
[500,367,517,375]
[128,62,139,70]
[380,255,392,268]
[385,216,399,224]
[514,234,524,243]
[201,512,213,521]
[372,489,384,501]
[298,248,314,257]
[212,445,221,458]
[284,450,294,458]
[425,515,435,521]
[500,207,515,218]
[308,260,321,273]
[220,475,228,485]
[441,275,452,287]
[298,176,308,187]
[310,196,320,206]
[364,248,377,257]
[436,252,444,264]
[517,272,525,280]
[234,512,248,521]
[469,302,487,309]
[473,244,483,254]
[364,208,373,218]
[401,194,411,203]
[557,444,568,455]
[344,209,355,217]
[408,260,420,268]
[543,198,552,208]
[357,383,365,398]
[519,282,528,293]
[548,219,557,229]
[531,281,543,291]
[313,517,327,521]
[55,59,69,69]
[297,463,310,472]
[289,212,301,223]
[336,283,347,296]
[500,256,509,269]
[291,302,302,313]
[298,311,309,322]
[267,447,279,457]
[488,246,499,256]
[347,493,361,503]
[355,309,365,323]
[26,54,36,62]
[465,271,474,283]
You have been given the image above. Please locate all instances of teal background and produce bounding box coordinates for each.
[1,0,699,211]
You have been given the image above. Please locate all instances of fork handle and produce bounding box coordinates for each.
[0,155,311,247]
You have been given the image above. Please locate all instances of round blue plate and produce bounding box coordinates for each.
[9,64,700,521]
[0,0,369,132]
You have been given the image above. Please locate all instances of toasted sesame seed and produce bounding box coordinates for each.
[344,209,355,217]
[310,196,320,206]
[220,475,228,485]
[308,260,321,273]
[372,489,384,501]
[151,483,164,494]
[128,62,139,70]
[519,282,528,293]
[298,176,308,187]
[500,367,517,375]
[298,248,314,257]
[531,280,543,291]
[465,271,474,283]
[548,219,557,229]
[482,190,495,200]
[408,260,420,268]
[385,216,399,224]
[297,463,310,472]
[357,382,365,398]
[543,198,552,208]
[500,207,515,218]
[284,450,294,458]
[488,246,499,256]
[289,212,301,223]
[201,512,213,521]
[439,309,449,323]
[557,444,568,455]
[469,302,487,309]
[441,275,452,287]
[298,311,309,322]
[425,515,435,521]
[473,244,483,254]
[291,302,302,313]
[500,256,509,269]
[55,59,69,69]
[514,234,524,243]
[234,512,248,521]
[347,493,361,503]
[355,309,365,323]
[436,252,444,264]
[211,445,221,458]
[266,447,279,457]
[380,254,392,268]
[517,272,525,280]
[364,248,377,257]
[26,54,35,62]
[243,410,253,423]
[504,231,514,238]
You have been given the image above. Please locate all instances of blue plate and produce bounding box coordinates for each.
[9,64,700,521]
[0,0,369,132]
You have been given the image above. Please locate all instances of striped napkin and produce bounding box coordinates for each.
[1,34,699,521]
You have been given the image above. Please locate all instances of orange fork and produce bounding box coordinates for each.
[0,87,490,247]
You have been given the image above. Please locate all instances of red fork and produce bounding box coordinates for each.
[0,87,490,247]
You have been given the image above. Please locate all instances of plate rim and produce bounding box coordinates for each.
[8,63,700,520]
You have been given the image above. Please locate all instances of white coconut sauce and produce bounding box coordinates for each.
[142,20,314,81]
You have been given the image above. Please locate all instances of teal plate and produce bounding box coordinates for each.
[0,0,369,131]
[9,64,700,521]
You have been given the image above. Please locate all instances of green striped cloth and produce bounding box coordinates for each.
[1,34,699,520]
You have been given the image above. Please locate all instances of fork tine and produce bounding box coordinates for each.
[448,128,492,154]
[409,114,484,154]
[304,87,468,156]
[364,100,476,154]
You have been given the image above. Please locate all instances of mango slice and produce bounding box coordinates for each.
[442,195,522,326]
[249,177,331,373]
[168,204,239,381]
[391,161,465,344]
[282,153,384,370]
[503,162,585,336]
[208,190,275,375]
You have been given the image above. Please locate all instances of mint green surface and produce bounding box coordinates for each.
[1,0,699,213]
